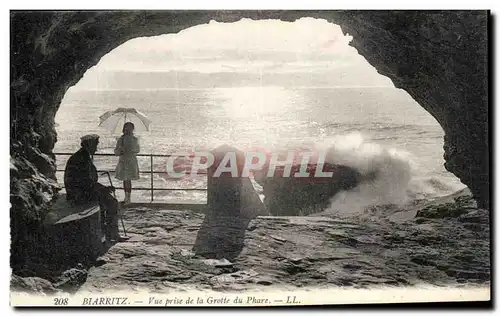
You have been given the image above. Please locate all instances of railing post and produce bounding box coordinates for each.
[150,154,154,202]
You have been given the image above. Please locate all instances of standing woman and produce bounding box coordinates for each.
[114,122,140,204]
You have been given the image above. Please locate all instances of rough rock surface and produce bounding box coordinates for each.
[77,198,489,293]
[10,275,60,295]
[10,11,488,269]
[11,263,89,294]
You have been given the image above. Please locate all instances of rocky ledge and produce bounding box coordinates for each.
[11,189,488,295]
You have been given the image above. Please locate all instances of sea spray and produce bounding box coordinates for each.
[309,132,464,217]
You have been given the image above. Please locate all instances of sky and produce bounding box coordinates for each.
[74,18,394,90]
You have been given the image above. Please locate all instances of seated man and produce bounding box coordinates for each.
[64,134,124,242]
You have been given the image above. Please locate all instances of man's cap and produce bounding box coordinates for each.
[80,134,100,142]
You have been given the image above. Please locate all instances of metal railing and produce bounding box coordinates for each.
[54,152,207,202]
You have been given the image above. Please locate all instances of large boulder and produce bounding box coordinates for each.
[255,163,375,216]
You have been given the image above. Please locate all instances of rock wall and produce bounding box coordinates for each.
[10,11,489,266]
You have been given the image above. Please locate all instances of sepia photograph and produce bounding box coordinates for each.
[9,8,491,308]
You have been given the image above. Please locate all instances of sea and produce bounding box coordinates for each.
[54,86,466,210]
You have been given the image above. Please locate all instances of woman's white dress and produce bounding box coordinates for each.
[114,135,140,181]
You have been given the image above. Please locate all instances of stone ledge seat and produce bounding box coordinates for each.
[41,194,106,264]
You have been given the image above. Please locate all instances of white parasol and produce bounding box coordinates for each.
[98,107,152,133]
